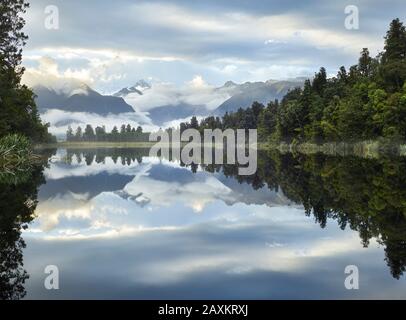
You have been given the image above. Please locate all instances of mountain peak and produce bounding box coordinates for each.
[223,80,237,87]
[134,79,151,90]
[113,80,151,97]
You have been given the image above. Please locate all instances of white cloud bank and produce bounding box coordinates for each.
[123,75,232,112]
[40,109,156,138]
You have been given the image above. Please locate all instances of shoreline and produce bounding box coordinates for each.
[259,140,406,158]
[34,140,406,157]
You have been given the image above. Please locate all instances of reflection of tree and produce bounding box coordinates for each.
[0,149,52,299]
[197,151,406,280]
[65,148,149,166]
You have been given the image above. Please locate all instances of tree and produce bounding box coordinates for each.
[0,0,51,141]
[312,67,327,95]
[75,126,82,141]
[111,126,119,141]
[190,116,199,129]
[337,66,348,84]
[380,18,406,91]
[66,126,74,141]
[251,101,265,124]
[258,100,278,140]
[120,124,126,135]
[358,48,373,77]
[83,124,95,141]
[95,126,106,141]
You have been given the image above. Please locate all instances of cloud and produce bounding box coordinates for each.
[23,56,96,96]
[40,109,156,138]
[23,0,400,89]
[123,76,232,112]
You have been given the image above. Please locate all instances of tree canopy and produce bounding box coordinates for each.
[0,0,53,142]
[178,18,406,144]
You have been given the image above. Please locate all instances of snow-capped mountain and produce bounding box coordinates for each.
[112,78,303,125]
[34,83,135,115]
[113,80,152,97]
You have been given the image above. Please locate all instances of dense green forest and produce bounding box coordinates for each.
[180,19,406,144]
[65,124,150,142]
[0,0,54,143]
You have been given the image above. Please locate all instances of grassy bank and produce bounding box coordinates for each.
[34,139,406,158]
[0,134,40,183]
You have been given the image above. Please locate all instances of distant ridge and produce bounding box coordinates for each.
[34,84,135,115]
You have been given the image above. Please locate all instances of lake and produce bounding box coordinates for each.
[1,147,406,299]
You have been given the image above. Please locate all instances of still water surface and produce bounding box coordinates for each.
[2,148,406,299]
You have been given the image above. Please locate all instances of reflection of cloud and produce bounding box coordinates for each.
[23,209,392,300]
[123,172,233,212]
[35,192,91,231]
[37,158,298,235]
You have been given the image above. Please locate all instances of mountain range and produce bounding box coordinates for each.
[34,84,134,115]
[213,79,303,115]
[33,78,303,126]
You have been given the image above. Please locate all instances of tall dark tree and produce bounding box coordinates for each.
[312,67,327,95]
[380,18,406,91]
[0,0,51,141]
[358,48,373,77]
[83,124,95,141]
[75,126,82,141]
[66,126,74,141]
[190,116,199,129]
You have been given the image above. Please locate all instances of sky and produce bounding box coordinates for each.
[22,0,406,94]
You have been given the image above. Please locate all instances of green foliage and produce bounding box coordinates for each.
[66,124,150,142]
[0,134,39,184]
[180,18,406,144]
[0,0,52,142]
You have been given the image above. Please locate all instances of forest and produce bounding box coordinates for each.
[65,124,150,142]
[179,19,406,145]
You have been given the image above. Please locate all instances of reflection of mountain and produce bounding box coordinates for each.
[38,173,134,201]
[34,84,134,115]
[217,174,294,207]
[30,148,406,281]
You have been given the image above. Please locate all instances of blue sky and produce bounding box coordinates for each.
[22,0,406,93]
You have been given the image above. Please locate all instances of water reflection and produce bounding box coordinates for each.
[0,149,54,299]
[1,147,406,299]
